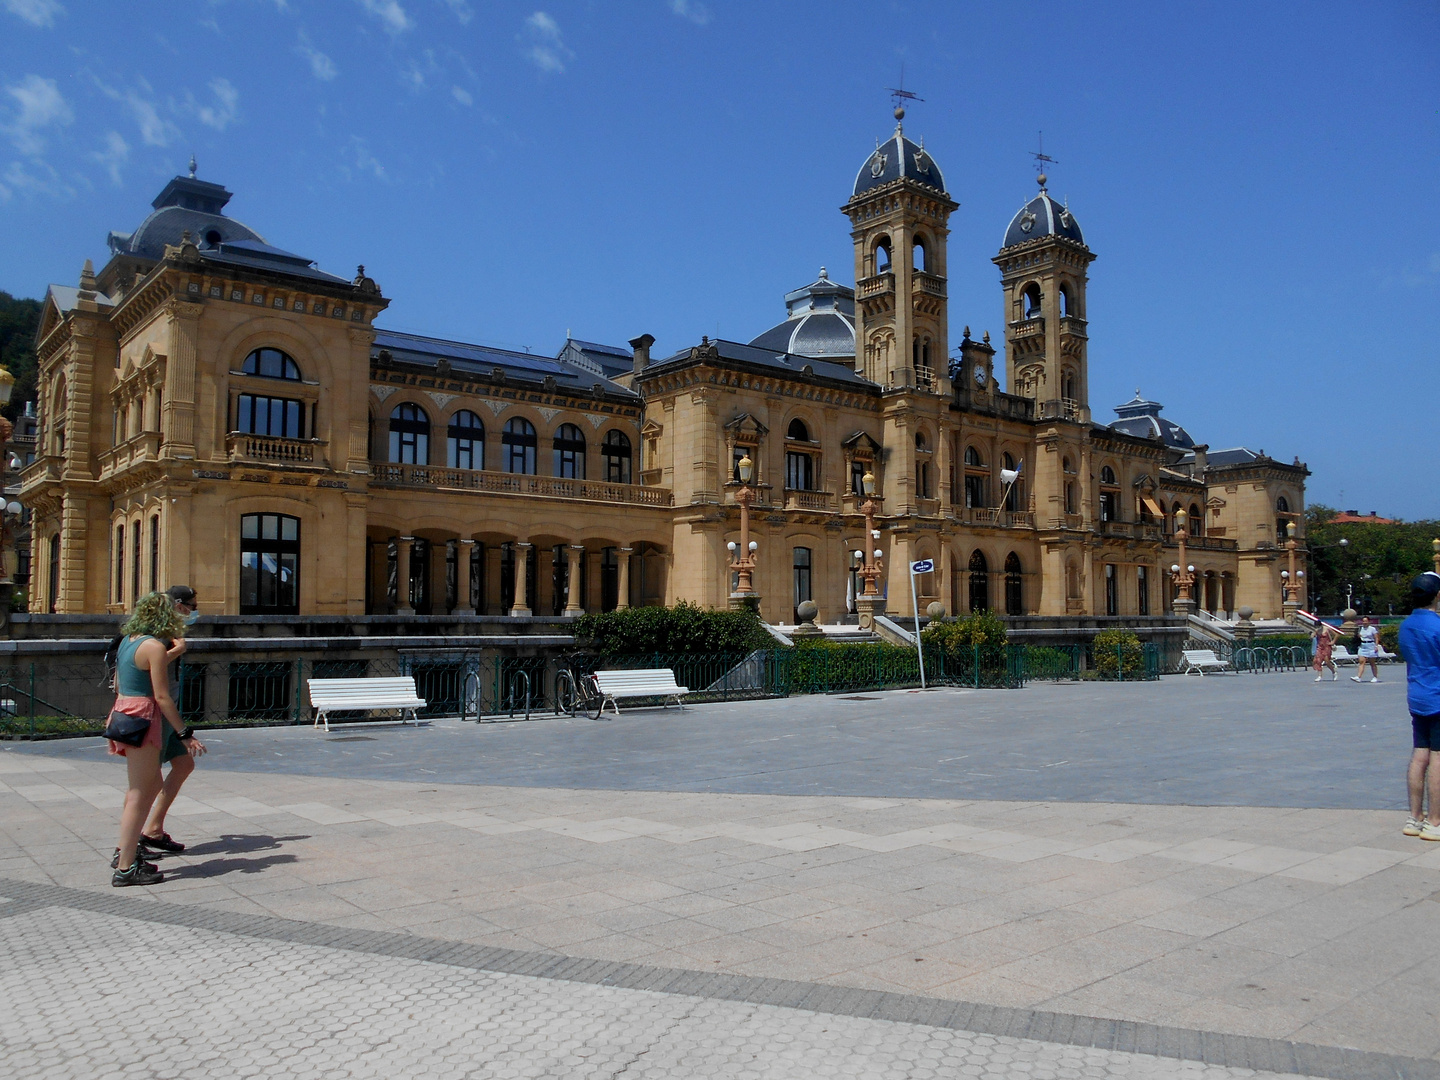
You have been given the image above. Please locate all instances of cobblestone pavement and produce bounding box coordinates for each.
[0,905,1316,1080]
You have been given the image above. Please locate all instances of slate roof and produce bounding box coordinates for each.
[1109,391,1195,449]
[372,329,638,400]
[47,284,113,312]
[748,269,856,361]
[557,338,633,378]
[852,128,946,198]
[648,338,874,389]
[1002,190,1085,250]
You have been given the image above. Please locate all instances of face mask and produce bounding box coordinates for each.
[183,610,200,626]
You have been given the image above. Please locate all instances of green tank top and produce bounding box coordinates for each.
[115,635,157,697]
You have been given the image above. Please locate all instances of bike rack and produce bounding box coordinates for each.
[507,670,531,721]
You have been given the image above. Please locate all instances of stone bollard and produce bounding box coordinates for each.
[792,599,823,638]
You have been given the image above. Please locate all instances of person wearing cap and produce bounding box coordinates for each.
[137,585,206,855]
[1398,572,1440,839]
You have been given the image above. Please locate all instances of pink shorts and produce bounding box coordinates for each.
[107,696,164,757]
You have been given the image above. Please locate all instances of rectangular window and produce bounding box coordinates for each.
[131,521,141,602]
[792,547,812,622]
[149,515,160,593]
[114,526,124,605]
[236,394,306,438]
[964,474,987,509]
[785,451,814,491]
[1137,565,1150,616]
[240,512,301,615]
[851,458,868,496]
[1105,564,1119,616]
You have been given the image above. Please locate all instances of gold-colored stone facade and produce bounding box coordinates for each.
[23,157,1306,624]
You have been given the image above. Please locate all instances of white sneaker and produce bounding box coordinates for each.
[1315,675,1323,682]
[1405,817,1424,836]
[1421,822,1440,842]
[1350,676,1362,683]
[1371,678,1381,683]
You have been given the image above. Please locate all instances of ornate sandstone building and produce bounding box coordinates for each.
[23,120,1307,623]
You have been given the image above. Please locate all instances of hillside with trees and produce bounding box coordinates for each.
[1306,504,1440,616]
[0,291,41,420]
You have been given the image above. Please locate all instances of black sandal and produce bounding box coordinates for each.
[140,832,185,854]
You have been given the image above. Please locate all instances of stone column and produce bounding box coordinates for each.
[510,542,532,617]
[455,539,476,615]
[369,539,389,614]
[564,545,584,616]
[430,540,448,614]
[617,546,633,609]
[395,537,414,614]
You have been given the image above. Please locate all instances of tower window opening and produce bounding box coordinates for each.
[786,418,810,442]
[875,240,892,274]
[1059,285,1072,318]
[912,238,926,273]
[1022,284,1042,320]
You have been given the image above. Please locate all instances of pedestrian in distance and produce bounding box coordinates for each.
[1399,572,1440,840]
[1311,619,1341,682]
[1352,617,1382,683]
[137,585,206,856]
[107,592,203,886]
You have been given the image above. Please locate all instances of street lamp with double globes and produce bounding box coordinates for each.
[1172,507,1196,615]
[727,452,759,609]
[1281,519,1303,622]
[851,468,887,629]
[0,367,17,588]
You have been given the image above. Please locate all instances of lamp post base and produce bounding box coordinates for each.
[1173,597,1197,618]
[856,595,885,631]
[728,592,762,616]
[1282,600,1300,625]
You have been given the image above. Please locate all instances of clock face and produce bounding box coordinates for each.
[974,364,988,387]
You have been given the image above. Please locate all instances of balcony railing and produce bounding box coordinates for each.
[913,272,947,298]
[20,454,63,486]
[784,488,838,512]
[915,497,941,517]
[857,272,895,300]
[227,434,324,466]
[1009,317,1044,340]
[370,462,674,507]
[970,508,1036,529]
[1036,398,1083,422]
[1164,534,1238,552]
[99,432,162,475]
[915,364,936,389]
[1058,315,1088,339]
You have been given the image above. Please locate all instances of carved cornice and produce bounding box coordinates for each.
[637,363,880,413]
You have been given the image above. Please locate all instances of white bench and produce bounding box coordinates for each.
[1181,649,1232,675]
[1333,644,1398,665]
[592,669,689,718]
[308,676,427,732]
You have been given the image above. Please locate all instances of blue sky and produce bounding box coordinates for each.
[1,1,1436,517]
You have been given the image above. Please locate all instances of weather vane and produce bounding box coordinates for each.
[1031,131,1057,189]
[886,65,923,121]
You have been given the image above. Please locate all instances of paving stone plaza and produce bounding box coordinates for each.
[3,672,1436,1079]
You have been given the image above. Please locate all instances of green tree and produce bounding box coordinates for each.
[0,290,42,420]
[1305,504,1440,617]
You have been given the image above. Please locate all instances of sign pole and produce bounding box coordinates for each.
[909,559,931,690]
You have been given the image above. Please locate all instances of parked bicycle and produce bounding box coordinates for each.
[553,653,605,720]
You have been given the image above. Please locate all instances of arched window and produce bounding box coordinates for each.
[915,432,929,451]
[1059,285,1072,318]
[963,446,987,509]
[786,418,810,442]
[240,512,300,615]
[875,239,892,273]
[1189,503,1204,536]
[1002,452,1023,512]
[1005,552,1023,615]
[1104,564,1119,616]
[602,430,632,484]
[912,237,926,272]
[1021,283,1042,320]
[388,403,429,464]
[1099,466,1119,522]
[241,347,302,381]
[1061,369,1077,402]
[1276,496,1291,544]
[503,417,537,474]
[553,423,586,479]
[968,550,989,613]
[447,410,484,470]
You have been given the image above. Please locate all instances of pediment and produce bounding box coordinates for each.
[841,430,882,455]
[723,412,769,440]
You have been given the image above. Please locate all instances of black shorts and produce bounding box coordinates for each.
[1413,713,1440,751]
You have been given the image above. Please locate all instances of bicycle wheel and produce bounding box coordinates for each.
[583,676,605,721]
[554,670,577,716]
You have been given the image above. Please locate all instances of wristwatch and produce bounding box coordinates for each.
[179,726,195,740]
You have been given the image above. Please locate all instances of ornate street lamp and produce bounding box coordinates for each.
[0,367,15,588]
[1172,507,1195,615]
[727,452,759,609]
[852,468,886,630]
[1281,519,1302,622]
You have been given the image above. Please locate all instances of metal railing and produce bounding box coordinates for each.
[369,462,673,507]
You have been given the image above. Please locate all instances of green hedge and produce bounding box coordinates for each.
[574,602,773,656]
[921,611,1009,668]
[1093,628,1144,677]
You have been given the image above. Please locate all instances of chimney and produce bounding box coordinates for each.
[628,333,655,374]
[1191,443,1208,475]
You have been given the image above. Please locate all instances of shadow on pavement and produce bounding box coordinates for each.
[181,833,310,857]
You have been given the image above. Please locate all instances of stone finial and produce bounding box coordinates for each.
[818,266,828,279]
[79,259,96,291]
[188,154,197,178]
[962,325,970,340]
[982,330,991,344]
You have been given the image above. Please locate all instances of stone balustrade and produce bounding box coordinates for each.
[370,462,674,507]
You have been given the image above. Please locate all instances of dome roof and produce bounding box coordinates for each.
[1110,390,1194,449]
[107,173,264,261]
[1002,188,1084,250]
[748,268,856,361]
[853,124,945,198]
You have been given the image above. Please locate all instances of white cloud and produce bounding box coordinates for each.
[3,74,72,155]
[193,77,240,130]
[2,0,64,28]
[523,11,572,74]
[357,0,411,34]
[299,41,338,81]
[89,130,129,185]
[440,0,471,23]
[93,77,181,148]
[0,158,70,200]
[348,136,386,181]
[668,0,710,25]
[451,85,472,106]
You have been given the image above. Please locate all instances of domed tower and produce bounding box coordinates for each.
[843,108,957,390]
[993,176,1095,421]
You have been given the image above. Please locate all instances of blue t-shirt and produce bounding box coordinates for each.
[1399,608,1440,717]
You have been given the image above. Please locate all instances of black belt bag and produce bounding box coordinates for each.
[104,709,152,747]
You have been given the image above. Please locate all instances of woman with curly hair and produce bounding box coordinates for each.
[109,591,204,886]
